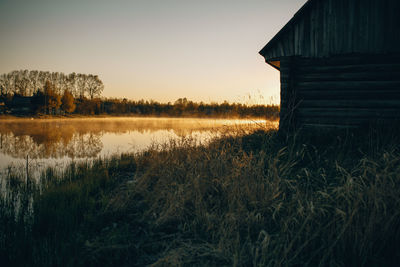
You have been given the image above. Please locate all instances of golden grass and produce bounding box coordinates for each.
[1,127,400,266]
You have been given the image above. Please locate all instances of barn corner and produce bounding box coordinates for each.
[260,0,400,133]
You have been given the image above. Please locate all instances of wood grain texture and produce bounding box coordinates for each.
[262,0,400,130]
[279,55,400,130]
[260,0,400,60]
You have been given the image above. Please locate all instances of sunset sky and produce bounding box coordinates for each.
[0,0,306,104]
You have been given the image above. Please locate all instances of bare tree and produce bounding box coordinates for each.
[14,70,30,96]
[77,73,87,99]
[0,74,7,96]
[86,74,104,99]
[29,70,40,95]
[5,73,15,95]
[67,72,78,97]
[39,71,51,93]
[0,70,104,99]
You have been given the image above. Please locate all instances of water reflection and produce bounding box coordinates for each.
[0,117,274,173]
[0,132,103,160]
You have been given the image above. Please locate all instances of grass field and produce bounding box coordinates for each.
[1,127,400,266]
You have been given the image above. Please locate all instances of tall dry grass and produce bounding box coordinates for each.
[87,127,400,266]
[1,126,400,266]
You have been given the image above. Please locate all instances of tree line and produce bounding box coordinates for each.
[98,97,279,119]
[0,70,279,119]
[0,70,104,99]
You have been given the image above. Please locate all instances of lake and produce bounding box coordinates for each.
[0,117,276,182]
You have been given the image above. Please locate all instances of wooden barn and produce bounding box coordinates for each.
[259,0,400,131]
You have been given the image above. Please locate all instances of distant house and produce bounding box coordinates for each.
[259,0,400,131]
[10,95,33,114]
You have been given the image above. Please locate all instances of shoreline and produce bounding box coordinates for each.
[1,129,399,266]
[0,114,278,121]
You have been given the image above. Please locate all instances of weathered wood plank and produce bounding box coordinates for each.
[294,72,400,82]
[294,54,400,66]
[297,81,400,91]
[298,90,400,100]
[302,123,359,129]
[297,108,400,118]
[260,0,400,60]
[262,0,400,132]
[299,100,400,108]
[298,116,394,125]
[295,64,400,75]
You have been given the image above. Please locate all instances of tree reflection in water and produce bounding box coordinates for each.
[0,117,272,169]
[0,117,273,215]
[0,131,103,159]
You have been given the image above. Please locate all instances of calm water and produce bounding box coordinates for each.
[0,117,275,181]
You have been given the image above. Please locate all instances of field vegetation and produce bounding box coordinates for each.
[1,126,400,266]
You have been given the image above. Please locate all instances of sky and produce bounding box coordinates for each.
[0,0,306,104]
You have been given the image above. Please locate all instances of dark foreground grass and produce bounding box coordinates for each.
[1,127,400,266]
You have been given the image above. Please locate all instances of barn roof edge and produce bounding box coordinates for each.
[259,0,316,59]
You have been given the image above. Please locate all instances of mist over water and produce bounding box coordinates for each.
[0,117,275,181]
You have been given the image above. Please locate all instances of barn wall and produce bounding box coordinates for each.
[279,58,297,131]
[279,54,400,130]
[262,0,400,60]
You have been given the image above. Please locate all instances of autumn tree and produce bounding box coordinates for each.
[44,81,61,114]
[61,90,75,113]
